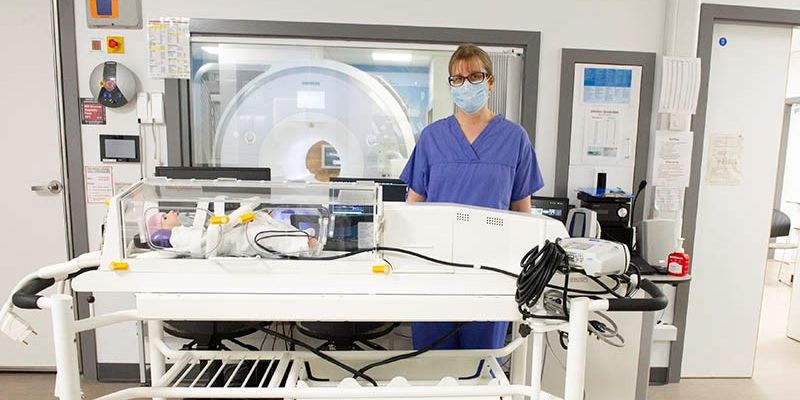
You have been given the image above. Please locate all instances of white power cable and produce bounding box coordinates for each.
[152,124,161,166]
[542,289,625,348]
[0,252,100,344]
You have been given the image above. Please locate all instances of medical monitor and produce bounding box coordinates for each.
[155,166,271,181]
[329,177,407,202]
[531,196,570,224]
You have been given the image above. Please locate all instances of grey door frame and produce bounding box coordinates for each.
[773,99,800,212]
[55,0,98,381]
[554,49,656,203]
[684,4,800,257]
[165,19,541,166]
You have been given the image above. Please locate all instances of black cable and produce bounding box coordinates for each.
[574,272,626,299]
[253,230,313,256]
[228,338,259,351]
[514,241,570,321]
[354,322,466,377]
[253,233,638,328]
[254,235,372,260]
[474,265,519,279]
[260,326,378,386]
[629,180,648,230]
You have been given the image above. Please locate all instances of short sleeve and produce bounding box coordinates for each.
[511,132,544,202]
[399,134,430,198]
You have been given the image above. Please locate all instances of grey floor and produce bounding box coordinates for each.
[0,372,129,399]
[2,265,800,399]
[648,262,800,400]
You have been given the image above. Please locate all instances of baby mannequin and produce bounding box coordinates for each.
[146,209,319,257]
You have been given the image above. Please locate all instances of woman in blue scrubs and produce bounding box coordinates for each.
[400,44,544,350]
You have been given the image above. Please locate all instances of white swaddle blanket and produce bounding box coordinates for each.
[169,212,316,257]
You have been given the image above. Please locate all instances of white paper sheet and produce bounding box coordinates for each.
[583,109,624,161]
[85,165,114,204]
[652,130,693,187]
[706,134,744,186]
[654,186,684,211]
[147,17,190,79]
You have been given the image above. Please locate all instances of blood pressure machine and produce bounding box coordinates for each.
[2,178,666,400]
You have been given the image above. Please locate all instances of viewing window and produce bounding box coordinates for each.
[189,38,523,182]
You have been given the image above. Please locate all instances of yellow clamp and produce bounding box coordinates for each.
[239,212,256,224]
[372,264,391,274]
[209,215,230,225]
[104,198,111,206]
[110,261,129,271]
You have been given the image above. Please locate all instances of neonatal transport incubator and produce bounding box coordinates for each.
[2,178,666,400]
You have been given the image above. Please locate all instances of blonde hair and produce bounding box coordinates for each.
[448,44,493,76]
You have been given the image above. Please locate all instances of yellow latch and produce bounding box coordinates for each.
[209,215,230,225]
[110,261,128,271]
[239,212,256,224]
[372,264,391,274]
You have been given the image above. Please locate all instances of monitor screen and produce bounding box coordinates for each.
[99,134,140,162]
[329,177,407,202]
[531,196,570,224]
[104,139,137,159]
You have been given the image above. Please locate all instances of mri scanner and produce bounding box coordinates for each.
[202,59,416,181]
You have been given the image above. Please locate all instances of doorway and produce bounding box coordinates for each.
[777,33,800,341]
[0,0,71,369]
[651,8,800,399]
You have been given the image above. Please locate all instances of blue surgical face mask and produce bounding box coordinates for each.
[451,81,489,115]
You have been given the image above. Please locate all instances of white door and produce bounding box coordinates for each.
[683,22,793,377]
[0,0,69,369]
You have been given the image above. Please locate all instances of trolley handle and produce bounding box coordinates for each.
[606,278,667,312]
[12,278,55,310]
[11,266,98,310]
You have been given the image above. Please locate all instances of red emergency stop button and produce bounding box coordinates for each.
[106,36,124,54]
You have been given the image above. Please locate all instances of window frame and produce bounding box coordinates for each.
[165,19,541,167]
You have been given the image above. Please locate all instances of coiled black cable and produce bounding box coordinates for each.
[514,240,571,321]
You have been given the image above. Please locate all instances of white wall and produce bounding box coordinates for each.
[75,0,670,229]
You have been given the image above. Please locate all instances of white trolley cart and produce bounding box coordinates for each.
[4,179,667,400]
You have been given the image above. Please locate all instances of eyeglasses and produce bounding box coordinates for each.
[448,72,491,87]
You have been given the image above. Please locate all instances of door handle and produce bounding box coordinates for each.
[31,180,63,194]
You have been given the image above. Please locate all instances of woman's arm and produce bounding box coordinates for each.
[406,188,426,203]
[510,197,531,213]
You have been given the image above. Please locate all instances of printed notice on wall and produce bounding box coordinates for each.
[147,17,190,79]
[652,131,693,187]
[80,98,106,125]
[583,109,621,162]
[654,186,684,212]
[582,67,633,104]
[706,134,744,186]
[85,166,114,204]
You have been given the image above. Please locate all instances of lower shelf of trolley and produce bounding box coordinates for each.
[93,346,562,400]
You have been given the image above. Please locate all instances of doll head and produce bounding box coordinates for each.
[147,211,181,247]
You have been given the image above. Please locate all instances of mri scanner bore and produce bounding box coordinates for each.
[189,42,524,182]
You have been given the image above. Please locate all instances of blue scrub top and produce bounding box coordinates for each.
[400,115,544,209]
